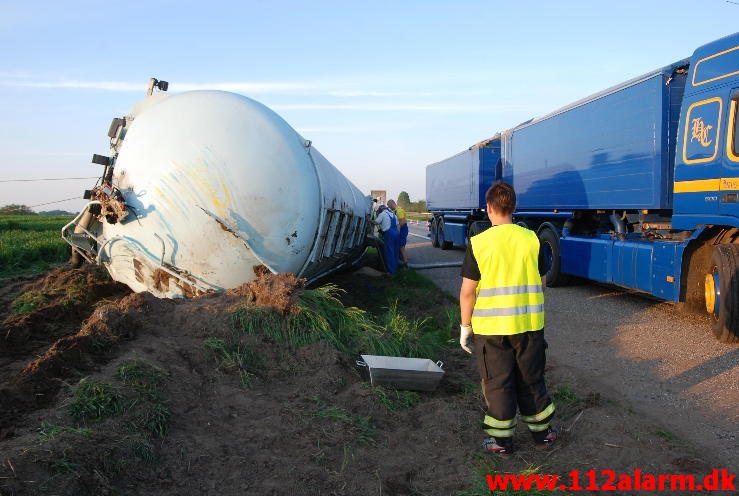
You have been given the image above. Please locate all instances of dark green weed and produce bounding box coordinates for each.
[309,399,375,446]
[235,284,449,359]
[552,385,579,405]
[68,379,124,420]
[203,336,261,386]
[133,403,171,438]
[115,359,167,399]
[368,385,420,410]
[38,422,93,442]
[10,290,46,314]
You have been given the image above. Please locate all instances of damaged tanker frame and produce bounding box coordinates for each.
[63,78,372,298]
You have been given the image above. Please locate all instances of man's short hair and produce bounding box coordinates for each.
[485,181,516,215]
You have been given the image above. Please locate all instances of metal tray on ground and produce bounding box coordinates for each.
[357,354,444,392]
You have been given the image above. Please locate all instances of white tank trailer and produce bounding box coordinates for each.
[63,78,372,298]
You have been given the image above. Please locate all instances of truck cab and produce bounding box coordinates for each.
[674,33,739,229]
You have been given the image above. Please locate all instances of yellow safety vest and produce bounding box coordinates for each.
[470,224,544,335]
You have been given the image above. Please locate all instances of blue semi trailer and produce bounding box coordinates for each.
[426,33,739,343]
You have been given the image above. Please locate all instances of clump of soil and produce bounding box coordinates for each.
[1,265,129,358]
[230,265,305,314]
[0,268,724,495]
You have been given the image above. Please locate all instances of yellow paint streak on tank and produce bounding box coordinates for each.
[152,158,236,222]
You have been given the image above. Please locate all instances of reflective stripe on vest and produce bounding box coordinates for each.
[470,224,544,335]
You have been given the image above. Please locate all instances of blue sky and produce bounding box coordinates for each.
[1,0,738,212]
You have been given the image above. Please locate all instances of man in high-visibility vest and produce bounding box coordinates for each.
[459,181,558,456]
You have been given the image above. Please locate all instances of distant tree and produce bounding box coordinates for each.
[39,210,75,216]
[397,191,411,209]
[406,200,427,213]
[0,204,35,215]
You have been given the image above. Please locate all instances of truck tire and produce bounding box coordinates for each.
[538,228,570,287]
[706,244,739,343]
[431,218,440,248]
[438,218,452,250]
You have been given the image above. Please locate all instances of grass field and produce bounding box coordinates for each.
[0,214,74,280]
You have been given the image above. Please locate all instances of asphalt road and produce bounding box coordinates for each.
[404,222,739,467]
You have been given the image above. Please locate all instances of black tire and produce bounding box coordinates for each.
[538,228,570,287]
[431,218,440,248]
[681,240,715,313]
[708,245,739,343]
[468,220,491,238]
[438,218,452,250]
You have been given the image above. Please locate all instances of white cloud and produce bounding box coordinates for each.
[276,103,537,112]
[0,77,493,98]
[1,80,144,91]
[0,79,319,93]
[295,121,418,134]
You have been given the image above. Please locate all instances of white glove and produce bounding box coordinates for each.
[460,324,473,354]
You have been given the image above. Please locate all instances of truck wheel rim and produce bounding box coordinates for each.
[704,269,719,316]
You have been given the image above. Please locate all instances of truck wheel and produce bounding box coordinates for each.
[438,218,452,250]
[431,218,440,248]
[705,244,739,343]
[538,228,570,287]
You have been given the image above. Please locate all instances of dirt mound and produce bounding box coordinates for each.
[1,265,129,358]
[229,265,305,314]
[0,269,726,495]
[0,292,168,430]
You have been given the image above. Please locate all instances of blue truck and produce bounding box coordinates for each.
[426,32,739,343]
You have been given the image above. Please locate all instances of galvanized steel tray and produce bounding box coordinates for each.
[357,354,445,392]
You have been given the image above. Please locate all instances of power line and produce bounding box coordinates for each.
[28,197,82,208]
[0,176,98,183]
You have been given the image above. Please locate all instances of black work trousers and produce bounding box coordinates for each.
[474,330,553,444]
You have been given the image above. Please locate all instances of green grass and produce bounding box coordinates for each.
[35,360,170,484]
[654,429,685,446]
[367,385,420,410]
[68,360,171,438]
[61,273,90,306]
[234,283,450,359]
[132,403,172,438]
[9,273,91,314]
[457,459,551,496]
[309,399,375,446]
[203,336,262,386]
[38,422,93,442]
[552,385,579,405]
[10,289,46,313]
[0,214,73,279]
[460,381,481,396]
[129,439,156,463]
[115,359,167,399]
[50,456,81,475]
[68,379,124,419]
[365,300,448,358]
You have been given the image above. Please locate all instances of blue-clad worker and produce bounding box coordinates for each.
[371,205,400,274]
[459,181,559,457]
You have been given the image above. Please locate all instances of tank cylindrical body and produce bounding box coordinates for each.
[87,90,370,297]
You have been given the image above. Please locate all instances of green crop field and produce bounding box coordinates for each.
[0,215,74,280]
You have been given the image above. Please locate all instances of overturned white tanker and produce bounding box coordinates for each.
[63,78,372,298]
